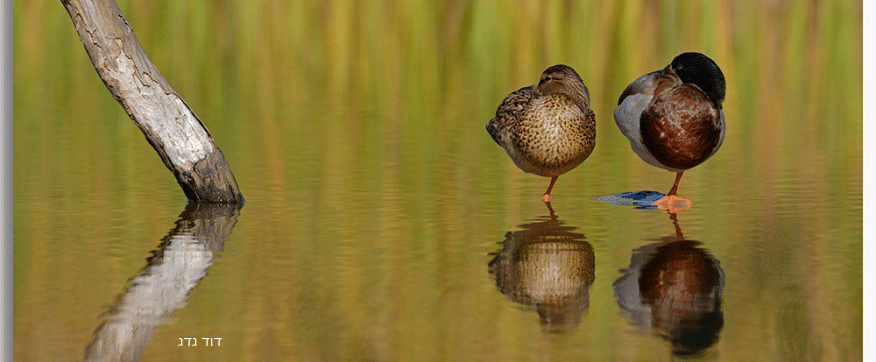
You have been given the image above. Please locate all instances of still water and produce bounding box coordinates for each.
[14,0,861,361]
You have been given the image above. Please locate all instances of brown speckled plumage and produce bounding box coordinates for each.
[486,65,596,200]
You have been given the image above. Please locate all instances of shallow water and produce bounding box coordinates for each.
[14,1,861,361]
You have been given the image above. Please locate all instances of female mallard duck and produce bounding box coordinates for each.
[614,52,726,210]
[486,65,596,203]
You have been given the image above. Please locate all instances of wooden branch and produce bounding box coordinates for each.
[61,0,244,203]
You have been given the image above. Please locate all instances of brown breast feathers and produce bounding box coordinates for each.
[640,84,721,170]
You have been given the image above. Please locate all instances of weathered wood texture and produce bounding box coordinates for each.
[61,0,244,203]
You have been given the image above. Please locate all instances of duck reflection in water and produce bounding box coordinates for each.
[488,202,595,333]
[613,213,724,356]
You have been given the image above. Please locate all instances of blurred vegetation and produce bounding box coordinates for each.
[14,0,861,361]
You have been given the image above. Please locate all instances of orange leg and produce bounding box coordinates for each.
[667,171,683,196]
[653,171,692,212]
[542,176,558,203]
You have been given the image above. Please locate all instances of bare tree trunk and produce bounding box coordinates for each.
[61,0,244,203]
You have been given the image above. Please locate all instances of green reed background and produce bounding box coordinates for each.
[14,0,861,361]
[15,0,861,198]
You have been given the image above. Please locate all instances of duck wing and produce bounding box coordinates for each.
[614,69,686,170]
[486,85,537,147]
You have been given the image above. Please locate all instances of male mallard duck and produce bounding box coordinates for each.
[614,52,726,210]
[486,65,596,202]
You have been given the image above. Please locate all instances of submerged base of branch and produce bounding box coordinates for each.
[176,148,244,204]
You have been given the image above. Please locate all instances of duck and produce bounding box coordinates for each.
[614,52,726,210]
[486,65,596,203]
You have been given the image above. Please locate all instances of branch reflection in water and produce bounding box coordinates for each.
[82,202,242,362]
[613,213,725,356]
[487,202,595,333]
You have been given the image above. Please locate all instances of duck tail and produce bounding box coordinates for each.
[486,119,503,146]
